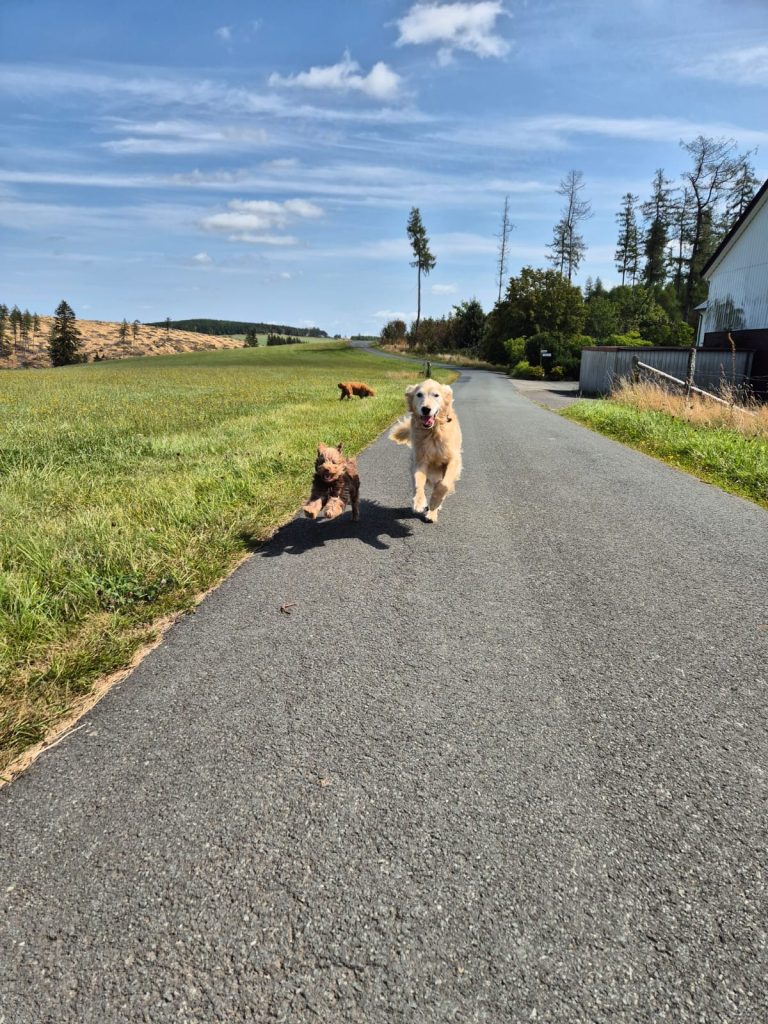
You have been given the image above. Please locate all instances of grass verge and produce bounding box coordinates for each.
[0,342,454,777]
[563,390,768,510]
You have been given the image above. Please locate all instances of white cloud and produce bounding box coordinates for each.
[283,198,323,218]
[268,51,402,102]
[200,197,323,244]
[682,45,768,88]
[102,119,269,155]
[192,251,212,263]
[0,66,428,125]
[227,233,298,246]
[372,309,416,321]
[432,282,457,294]
[396,2,509,61]
[215,26,232,42]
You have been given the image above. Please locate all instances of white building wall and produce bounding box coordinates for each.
[702,190,768,334]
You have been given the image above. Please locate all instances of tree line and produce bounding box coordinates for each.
[149,318,328,338]
[0,305,42,358]
[393,134,759,378]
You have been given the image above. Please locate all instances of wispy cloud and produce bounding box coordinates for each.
[200,197,323,245]
[268,51,402,102]
[435,113,768,150]
[372,309,416,321]
[682,45,768,88]
[396,2,509,65]
[0,65,427,125]
[102,118,269,155]
[214,26,232,42]
[431,282,457,294]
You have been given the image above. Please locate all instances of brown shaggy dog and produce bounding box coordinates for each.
[338,381,376,400]
[303,443,360,521]
[389,378,462,523]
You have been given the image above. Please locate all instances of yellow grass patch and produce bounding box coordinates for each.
[1,316,246,369]
[612,379,768,440]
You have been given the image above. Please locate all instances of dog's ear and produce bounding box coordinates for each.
[405,383,418,411]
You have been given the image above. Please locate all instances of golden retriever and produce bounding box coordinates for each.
[389,378,462,523]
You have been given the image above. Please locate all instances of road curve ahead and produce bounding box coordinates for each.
[2,370,766,1023]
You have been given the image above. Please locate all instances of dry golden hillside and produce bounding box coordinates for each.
[0,317,244,369]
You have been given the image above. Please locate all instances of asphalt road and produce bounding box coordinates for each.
[2,370,766,1023]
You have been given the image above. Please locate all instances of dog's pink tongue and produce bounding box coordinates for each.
[423,415,435,428]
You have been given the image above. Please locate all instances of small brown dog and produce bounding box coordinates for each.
[303,443,360,521]
[338,381,375,400]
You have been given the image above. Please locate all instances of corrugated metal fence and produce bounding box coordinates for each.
[579,347,754,396]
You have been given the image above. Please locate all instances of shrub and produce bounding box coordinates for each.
[511,360,545,379]
[604,331,653,347]
[504,337,526,366]
[548,365,565,381]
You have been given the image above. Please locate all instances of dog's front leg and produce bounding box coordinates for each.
[303,497,324,519]
[323,496,345,520]
[412,466,428,514]
[425,457,461,523]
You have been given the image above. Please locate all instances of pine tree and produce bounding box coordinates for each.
[680,135,749,318]
[641,169,674,288]
[547,171,591,282]
[495,196,514,303]
[132,319,140,341]
[667,187,695,304]
[118,319,129,344]
[0,304,10,357]
[406,207,436,346]
[48,300,84,367]
[614,193,640,286]
[724,158,758,228]
[9,305,21,350]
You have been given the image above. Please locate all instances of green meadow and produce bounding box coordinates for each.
[0,342,447,775]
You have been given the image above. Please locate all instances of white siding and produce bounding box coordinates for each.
[702,190,768,334]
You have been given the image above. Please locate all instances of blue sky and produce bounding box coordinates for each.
[1,0,767,335]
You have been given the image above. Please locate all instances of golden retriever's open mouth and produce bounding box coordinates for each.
[420,413,436,428]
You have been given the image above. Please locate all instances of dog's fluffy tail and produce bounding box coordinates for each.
[388,418,412,446]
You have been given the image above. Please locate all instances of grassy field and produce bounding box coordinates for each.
[0,342,453,777]
[563,382,768,510]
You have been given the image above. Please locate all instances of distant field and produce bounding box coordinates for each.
[0,342,455,777]
[0,316,244,369]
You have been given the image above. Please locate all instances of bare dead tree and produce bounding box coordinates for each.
[495,196,514,304]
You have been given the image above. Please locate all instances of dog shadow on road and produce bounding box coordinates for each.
[260,500,417,557]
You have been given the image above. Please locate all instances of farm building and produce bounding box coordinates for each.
[698,176,768,396]
[579,346,752,397]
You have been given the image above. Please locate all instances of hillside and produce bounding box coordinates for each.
[0,318,246,369]
[146,318,328,338]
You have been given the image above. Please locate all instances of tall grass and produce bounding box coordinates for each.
[563,380,768,509]
[0,343,452,774]
[611,379,768,439]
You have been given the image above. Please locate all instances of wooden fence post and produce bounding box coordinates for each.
[685,346,696,402]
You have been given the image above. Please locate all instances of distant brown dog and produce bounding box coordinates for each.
[338,381,375,400]
[303,443,360,521]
